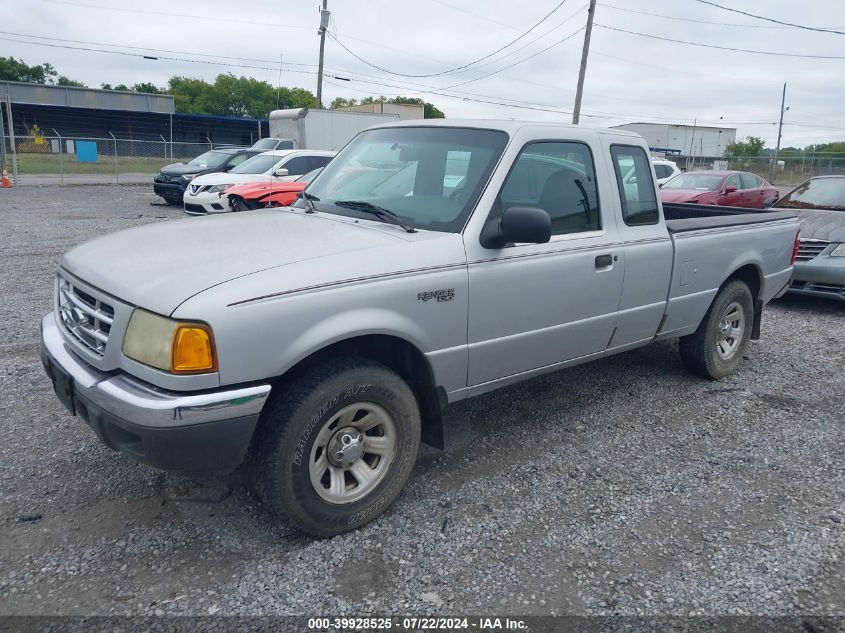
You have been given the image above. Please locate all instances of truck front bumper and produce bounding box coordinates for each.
[40,314,272,474]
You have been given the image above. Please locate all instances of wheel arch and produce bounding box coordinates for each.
[723,263,763,339]
[268,333,446,449]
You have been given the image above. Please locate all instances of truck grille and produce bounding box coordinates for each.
[57,275,114,356]
[796,239,830,261]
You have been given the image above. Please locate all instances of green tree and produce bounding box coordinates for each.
[0,57,87,86]
[724,136,765,158]
[0,57,56,83]
[132,82,162,94]
[330,97,359,109]
[167,74,315,118]
[57,76,86,87]
[386,96,445,118]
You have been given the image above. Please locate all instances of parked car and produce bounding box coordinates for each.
[153,148,263,205]
[660,170,779,208]
[652,159,682,185]
[773,175,845,301]
[224,169,322,211]
[182,150,334,215]
[250,137,297,151]
[41,120,799,537]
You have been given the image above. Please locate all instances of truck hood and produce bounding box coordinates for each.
[61,210,408,315]
[796,208,845,243]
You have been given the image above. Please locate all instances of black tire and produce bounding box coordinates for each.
[255,357,421,537]
[231,197,250,212]
[679,279,754,380]
[163,196,182,206]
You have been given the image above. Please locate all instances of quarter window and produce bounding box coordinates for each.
[227,153,251,168]
[611,145,659,226]
[282,156,310,176]
[740,172,759,189]
[499,141,600,236]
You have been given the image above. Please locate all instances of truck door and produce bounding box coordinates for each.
[607,144,674,348]
[465,140,624,389]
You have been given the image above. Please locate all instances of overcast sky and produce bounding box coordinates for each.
[2,0,843,147]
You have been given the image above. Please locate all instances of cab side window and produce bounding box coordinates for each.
[725,174,741,190]
[610,145,659,226]
[499,142,600,236]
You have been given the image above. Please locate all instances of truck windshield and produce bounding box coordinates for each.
[776,177,845,210]
[298,127,509,233]
[662,173,724,191]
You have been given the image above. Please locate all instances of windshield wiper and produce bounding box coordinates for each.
[333,200,417,233]
[297,191,320,214]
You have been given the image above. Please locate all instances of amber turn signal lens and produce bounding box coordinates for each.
[171,325,217,373]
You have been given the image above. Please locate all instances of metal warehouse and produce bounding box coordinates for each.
[612,121,737,159]
[0,80,269,147]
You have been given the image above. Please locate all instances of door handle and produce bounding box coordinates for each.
[595,254,613,268]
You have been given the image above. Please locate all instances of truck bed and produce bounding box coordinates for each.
[655,202,799,341]
[663,202,797,233]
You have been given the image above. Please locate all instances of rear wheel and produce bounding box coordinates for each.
[679,280,754,379]
[255,357,421,537]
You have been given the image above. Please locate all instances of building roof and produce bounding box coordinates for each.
[612,121,737,132]
[0,80,175,114]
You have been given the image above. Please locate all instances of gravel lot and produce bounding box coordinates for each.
[0,185,843,618]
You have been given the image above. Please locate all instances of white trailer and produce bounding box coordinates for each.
[268,108,399,151]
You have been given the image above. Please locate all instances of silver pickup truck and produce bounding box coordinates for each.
[41,120,800,536]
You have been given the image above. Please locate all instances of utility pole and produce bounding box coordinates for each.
[0,96,6,175]
[572,0,597,125]
[316,0,330,109]
[772,82,787,183]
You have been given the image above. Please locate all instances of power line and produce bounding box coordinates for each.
[427,0,516,30]
[0,31,315,69]
[327,0,572,78]
[599,3,785,28]
[595,24,845,59]
[40,0,313,33]
[433,26,585,89]
[693,0,845,36]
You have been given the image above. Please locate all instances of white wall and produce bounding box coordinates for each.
[612,123,737,157]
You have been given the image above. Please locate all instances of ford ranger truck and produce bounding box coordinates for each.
[41,120,800,537]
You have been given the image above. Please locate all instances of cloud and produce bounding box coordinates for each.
[4,0,843,147]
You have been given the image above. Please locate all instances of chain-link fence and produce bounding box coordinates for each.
[1,134,233,185]
[675,154,845,186]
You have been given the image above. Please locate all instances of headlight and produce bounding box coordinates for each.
[122,309,217,374]
[208,184,233,193]
[830,244,845,257]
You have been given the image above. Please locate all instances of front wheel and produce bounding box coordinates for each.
[255,357,421,537]
[679,280,754,380]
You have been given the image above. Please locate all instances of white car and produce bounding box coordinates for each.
[652,158,681,185]
[183,149,335,215]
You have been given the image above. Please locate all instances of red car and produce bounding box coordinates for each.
[224,169,323,212]
[660,170,779,208]
[224,180,307,211]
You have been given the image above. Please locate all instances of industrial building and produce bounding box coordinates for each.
[611,122,737,159]
[0,80,270,147]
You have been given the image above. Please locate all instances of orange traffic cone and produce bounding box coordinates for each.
[1,168,10,188]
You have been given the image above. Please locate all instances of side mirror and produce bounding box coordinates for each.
[480,206,552,249]
[723,185,738,194]
[273,168,289,177]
